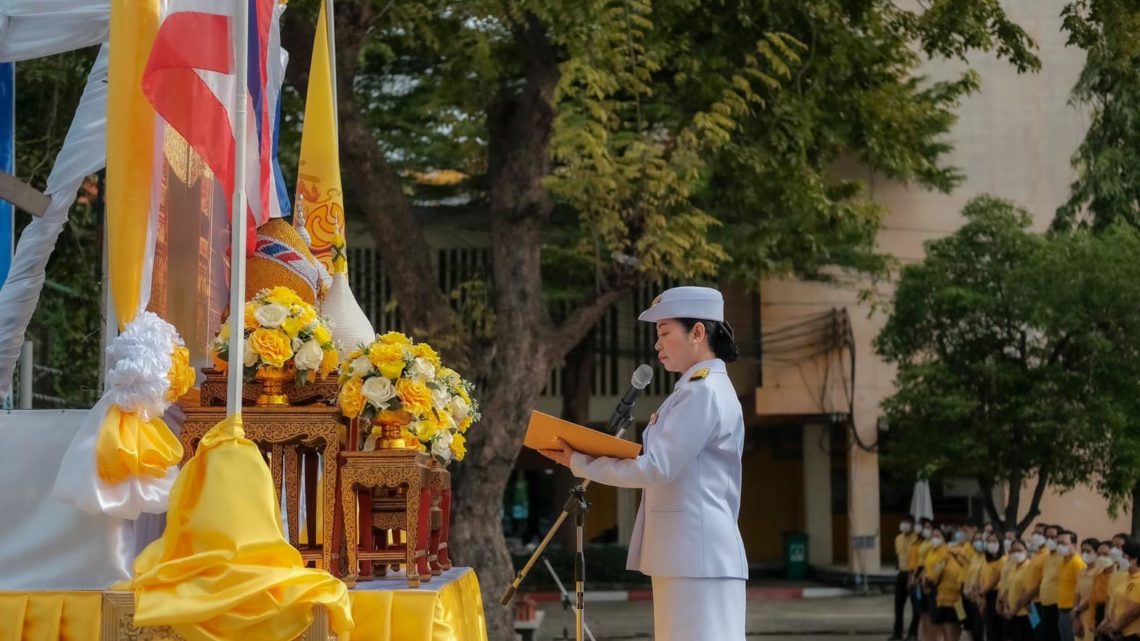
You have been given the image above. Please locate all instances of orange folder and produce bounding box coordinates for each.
[523,411,642,459]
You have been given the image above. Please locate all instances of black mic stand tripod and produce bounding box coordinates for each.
[500,413,636,641]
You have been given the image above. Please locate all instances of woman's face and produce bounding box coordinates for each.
[654,319,708,373]
[1099,543,1112,557]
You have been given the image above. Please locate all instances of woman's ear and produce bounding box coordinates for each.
[690,321,706,343]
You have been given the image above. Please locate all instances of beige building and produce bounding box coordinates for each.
[756,0,1131,576]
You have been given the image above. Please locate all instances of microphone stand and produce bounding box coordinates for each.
[544,555,598,641]
[501,414,636,641]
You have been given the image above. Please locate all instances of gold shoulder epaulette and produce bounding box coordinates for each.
[689,367,710,381]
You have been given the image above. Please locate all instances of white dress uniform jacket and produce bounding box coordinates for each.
[570,358,748,579]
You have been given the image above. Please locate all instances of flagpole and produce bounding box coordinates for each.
[324,0,338,131]
[227,0,252,417]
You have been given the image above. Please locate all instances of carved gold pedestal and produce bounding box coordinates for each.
[180,405,341,574]
[340,450,428,588]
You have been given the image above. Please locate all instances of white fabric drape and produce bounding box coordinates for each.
[0,43,108,397]
[0,1,110,62]
[0,410,133,589]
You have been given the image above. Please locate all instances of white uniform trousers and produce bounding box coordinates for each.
[650,576,746,641]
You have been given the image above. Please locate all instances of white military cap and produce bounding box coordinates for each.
[638,286,724,323]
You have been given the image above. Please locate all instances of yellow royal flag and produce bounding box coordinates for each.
[297,3,347,275]
[106,0,160,329]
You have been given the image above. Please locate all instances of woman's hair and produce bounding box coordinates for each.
[677,318,740,363]
[1082,538,1100,552]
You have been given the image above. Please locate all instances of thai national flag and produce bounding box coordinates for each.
[143,0,289,250]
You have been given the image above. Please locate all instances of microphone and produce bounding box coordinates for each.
[605,364,654,434]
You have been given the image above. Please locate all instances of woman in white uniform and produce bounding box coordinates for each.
[540,286,749,641]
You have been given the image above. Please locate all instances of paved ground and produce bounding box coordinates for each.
[528,593,895,640]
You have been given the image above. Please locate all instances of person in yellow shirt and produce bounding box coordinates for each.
[931,534,967,641]
[963,529,987,641]
[1040,524,1065,641]
[912,518,936,641]
[1073,539,1113,641]
[892,515,920,641]
[1096,537,1140,641]
[980,531,1007,641]
[1055,530,1086,641]
[1015,532,1051,624]
[1005,539,1035,641]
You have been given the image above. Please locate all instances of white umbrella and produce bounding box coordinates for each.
[910,478,934,521]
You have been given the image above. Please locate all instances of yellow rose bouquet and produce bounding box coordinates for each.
[337,331,480,464]
[209,286,340,385]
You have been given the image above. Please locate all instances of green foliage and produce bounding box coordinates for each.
[1055,0,1140,231]
[876,196,1140,527]
[328,0,1042,302]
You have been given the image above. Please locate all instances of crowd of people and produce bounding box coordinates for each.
[891,516,1140,641]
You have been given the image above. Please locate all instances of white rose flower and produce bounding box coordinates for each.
[361,376,396,409]
[447,396,471,421]
[350,356,373,378]
[243,337,259,368]
[294,340,324,371]
[254,303,289,328]
[431,387,451,410]
[410,357,436,382]
[432,430,453,462]
[292,337,304,352]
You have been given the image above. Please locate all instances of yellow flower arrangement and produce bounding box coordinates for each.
[209,287,339,384]
[336,331,480,463]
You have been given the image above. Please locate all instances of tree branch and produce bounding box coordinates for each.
[978,476,1006,532]
[1016,468,1050,533]
[547,289,628,363]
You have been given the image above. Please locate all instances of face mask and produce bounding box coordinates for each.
[1099,555,1115,569]
[1028,540,1042,553]
[1119,557,1131,571]
[974,541,985,552]
[1046,539,1058,551]
[1031,533,1046,546]
[922,528,932,540]
[1111,548,1124,561]
[953,531,966,543]
[1082,552,1097,565]
[931,538,944,549]
[986,542,1001,555]
[1012,551,1027,564]
[900,523,913,533]
[1058,545,1071,557]
[1003,540,1013,552]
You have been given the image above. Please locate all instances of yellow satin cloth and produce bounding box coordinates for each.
[128,415,353,641]
[95,407,183,484]
[0,593,100,641]
[349,569,488,641]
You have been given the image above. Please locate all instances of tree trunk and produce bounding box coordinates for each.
[1131,481,1140,537]
[449,14,562,641]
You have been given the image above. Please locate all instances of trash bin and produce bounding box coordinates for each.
[782,531,808,580]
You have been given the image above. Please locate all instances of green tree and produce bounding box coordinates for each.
[277,2,1039,636]
[1054,0,1140,534]
[876,196,1140,533]
[1054,0,1140,232]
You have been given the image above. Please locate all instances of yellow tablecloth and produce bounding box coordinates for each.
[0,568,487,641]
[0,592,101,641]
[348,567,488,641]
